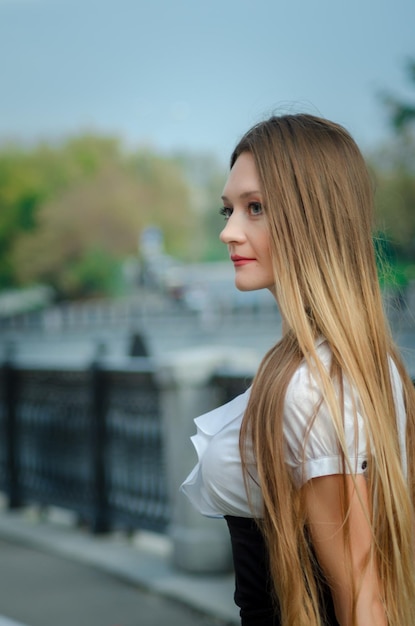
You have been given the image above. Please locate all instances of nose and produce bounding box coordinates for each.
[219,212,246,245]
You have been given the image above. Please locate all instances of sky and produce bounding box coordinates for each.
[1,0,414,162]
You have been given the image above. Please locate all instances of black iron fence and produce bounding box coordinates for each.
[0,355,168,534]
[0,354,250,535]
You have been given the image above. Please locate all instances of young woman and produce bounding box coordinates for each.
[181,114,415,625]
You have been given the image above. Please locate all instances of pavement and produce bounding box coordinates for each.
[0,503,240,626]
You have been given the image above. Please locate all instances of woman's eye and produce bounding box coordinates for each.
[248,202,263,216]
[219,206,232,220]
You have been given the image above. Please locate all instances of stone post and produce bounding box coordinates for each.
[156,347,257,573]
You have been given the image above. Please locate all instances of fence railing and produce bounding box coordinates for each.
[0,349,255,566]
[1,338,414,573]
[0,355,171,534]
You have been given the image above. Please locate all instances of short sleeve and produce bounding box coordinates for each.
[283,348,368,489]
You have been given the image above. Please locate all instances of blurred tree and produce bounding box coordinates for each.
[12,153,193,299]
[371,139,415,259]
[381,59,415,133]
[173,152,227,261]
[0,146,52,287]
[371,57,415,268]
[1,133,232,299]
[129,150,194,258]
[0,135,121,289]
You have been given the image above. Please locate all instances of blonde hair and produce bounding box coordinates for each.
[234,114,415,625]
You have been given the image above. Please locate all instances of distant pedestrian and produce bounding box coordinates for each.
[182,114,415,625]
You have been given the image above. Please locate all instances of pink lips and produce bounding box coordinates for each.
[231,255,256,267]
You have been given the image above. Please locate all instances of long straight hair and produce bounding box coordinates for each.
[233,114,415,625]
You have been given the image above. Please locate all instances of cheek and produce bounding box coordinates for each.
[263,239,275,279]
[259,232,272,263]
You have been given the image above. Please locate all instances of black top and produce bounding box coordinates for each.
[224,516,340,626]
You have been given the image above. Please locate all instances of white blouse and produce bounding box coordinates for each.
[181,341,407,518]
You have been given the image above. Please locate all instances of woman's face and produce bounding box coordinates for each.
[220,151,275,293]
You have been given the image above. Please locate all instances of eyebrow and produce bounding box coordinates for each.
[221,190,262,202]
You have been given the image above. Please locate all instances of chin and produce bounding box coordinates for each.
[235,281,264,292]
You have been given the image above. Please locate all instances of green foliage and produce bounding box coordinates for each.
[376,174,415,254]
[172,151,228,261]
[201,206,229,262]
[371,57,415,269]
[127,151,196,258]
[0,134,201,299]
[60,248,123,299]
[0,135,122,290]
[371,134,415,252]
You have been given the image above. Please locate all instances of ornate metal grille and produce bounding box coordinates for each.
[16,368,92,515]
[0,357,250,535]
[105,369,169,532]
[0,360,168,533]
[0,367,7,487]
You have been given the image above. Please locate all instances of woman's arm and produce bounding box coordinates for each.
[302,474,387,626]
